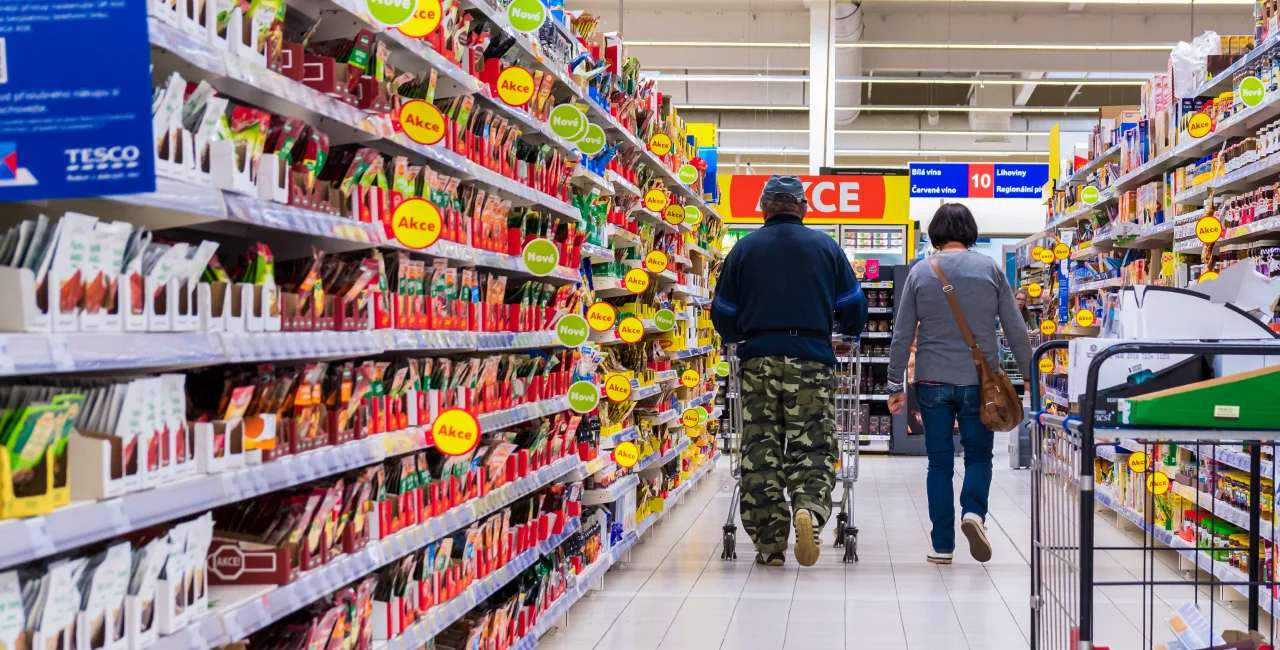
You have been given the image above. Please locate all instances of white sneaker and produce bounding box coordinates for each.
[961,513,992,563]
[927,550,953,565]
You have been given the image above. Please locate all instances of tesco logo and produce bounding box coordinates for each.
[65,145,142,171]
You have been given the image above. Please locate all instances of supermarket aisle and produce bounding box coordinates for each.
[541,436,1266,650]
[539,438,1035,650]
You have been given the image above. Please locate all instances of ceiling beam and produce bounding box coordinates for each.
[1016,72,1046,106]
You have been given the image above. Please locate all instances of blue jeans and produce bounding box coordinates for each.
[915,383,994,553]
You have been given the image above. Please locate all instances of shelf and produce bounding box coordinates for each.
[635,438,690,474]
[867,307,894,314]
[507,454,719,650]
[582,474,640,505]
[148,20,586,227]
[861,281,893,289]
[837,357,890,364]
[600,425,639,449]
[369,516,584,650]
[670,345,716,359]
[606,171,642,198]
[1069,277,1122,295]
[477,396,570,432]
[1062,143,1122,187]
[146,453,583,650]
[685,390,718,410]
[859,332,892,339]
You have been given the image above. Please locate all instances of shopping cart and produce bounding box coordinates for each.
[1030,340,1280,650]
[719,341,862,563]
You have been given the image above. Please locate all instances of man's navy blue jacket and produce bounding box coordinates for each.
[710,214,868,365]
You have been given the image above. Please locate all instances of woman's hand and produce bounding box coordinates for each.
[888,392,906,415]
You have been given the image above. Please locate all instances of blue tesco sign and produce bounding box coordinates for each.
[0,0,156,201]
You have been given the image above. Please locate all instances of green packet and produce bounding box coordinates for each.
[3,404,58,474]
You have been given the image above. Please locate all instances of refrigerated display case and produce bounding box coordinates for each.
[840,224,908,267]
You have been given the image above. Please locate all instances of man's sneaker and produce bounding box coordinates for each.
[756,552,785,566]
[927,550,953,565]
[793,509,820,567]
[962,513,993,563]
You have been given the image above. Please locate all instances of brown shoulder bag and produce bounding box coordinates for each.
[928,255,1024,431]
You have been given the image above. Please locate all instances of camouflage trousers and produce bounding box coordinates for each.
[739,356,837,554]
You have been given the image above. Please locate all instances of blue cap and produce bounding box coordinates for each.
[761,175,806,203]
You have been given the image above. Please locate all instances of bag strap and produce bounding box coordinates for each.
[929,255,981,353]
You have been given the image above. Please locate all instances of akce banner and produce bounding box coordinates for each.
[718,175,909,223]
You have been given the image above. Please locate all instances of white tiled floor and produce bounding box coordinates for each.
[538,434,1264,650]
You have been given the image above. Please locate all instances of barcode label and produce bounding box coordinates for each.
[0,38,8,84]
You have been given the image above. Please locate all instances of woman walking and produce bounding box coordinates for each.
[886,204,1032,564]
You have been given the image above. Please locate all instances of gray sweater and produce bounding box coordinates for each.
[887,250,1033,392]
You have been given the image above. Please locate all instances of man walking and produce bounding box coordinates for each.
[710,176,868,567]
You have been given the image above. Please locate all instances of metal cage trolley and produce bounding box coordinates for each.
[719,340,863,563]
[1030,340,1280,650]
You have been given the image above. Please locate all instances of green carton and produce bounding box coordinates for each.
[1118,365,1280,430]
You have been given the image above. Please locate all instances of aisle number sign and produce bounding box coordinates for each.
[1187,112,1213,139]
[908,163,1048,199]
[681,409,701,428]
[649,133,673,156]
[1040,320,1057,336]
[624,268,650,294]
[432,408,480,456]
[653,309,676,332]
[604,374,632,402]
[1127,451,1149,473]
[496,66,536,107]
[396,0,441,37]
[680,370,700,388]
[506,0,546,32]
[663,205,685,225]
[587,302,618,332]
[1080,186,1101,206]
[644,250,669,274]
[1196,215,1223,245]
[400,100,446,145]
[567,381,600,414]
[555,314,589,347]
[1027,283,1042,298]
[1146,471,1170,495]
[617,317,645,344]
[644,189,669,212]
[367,0,417,27]
[613,441,640,468]
[1053,243,1070,261]
[522,238,558,276]
[1038,358,1054,374]
[391,198,443,250]
[1075,309,1096,328]
[1240,76,1266,107]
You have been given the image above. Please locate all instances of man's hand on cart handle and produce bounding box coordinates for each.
[888,393,906,415]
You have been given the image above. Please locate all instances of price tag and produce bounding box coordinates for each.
[104,498,131,534]
[219,472,244,501]
[222,609,246,640]
[276,457,298,485]
[250,469,270,495]
[183,623,209,650]
[47,335,74,371]
[0,336,14,375]
[23,518,55,558]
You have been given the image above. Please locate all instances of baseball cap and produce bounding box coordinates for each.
[761,175,806,203]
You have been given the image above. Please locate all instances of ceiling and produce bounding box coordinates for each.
[570,0,1255,170]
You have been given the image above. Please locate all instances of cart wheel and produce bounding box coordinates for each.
[721,526,737,561]
[843,529,859,563]
[833,513,849,547]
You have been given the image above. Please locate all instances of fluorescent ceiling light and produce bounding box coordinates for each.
[675,104,1101,114]
[836,42,1173,51]
[627,41,1173,51]
[715,128,1078,136]
[654,74,1148,86]
[718,146,1049,156]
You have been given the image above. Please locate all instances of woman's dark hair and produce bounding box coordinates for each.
[928,203,979,249]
